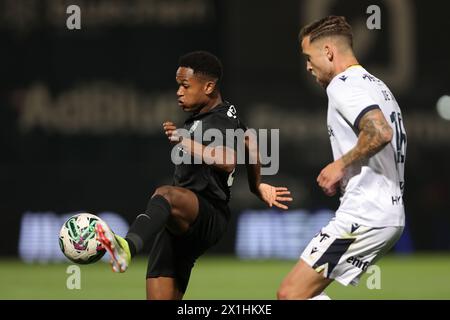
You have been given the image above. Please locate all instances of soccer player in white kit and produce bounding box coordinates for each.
[277,16,407,300]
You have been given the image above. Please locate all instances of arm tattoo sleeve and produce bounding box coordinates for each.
[341,109,393,168]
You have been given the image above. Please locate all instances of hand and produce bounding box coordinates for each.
[317,159,345,196]
[257,183,293,210]
[163,121,181,143]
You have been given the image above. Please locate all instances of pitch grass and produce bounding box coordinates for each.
[0,254,449,300]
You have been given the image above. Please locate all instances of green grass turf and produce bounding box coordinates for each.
[0,254,449,299]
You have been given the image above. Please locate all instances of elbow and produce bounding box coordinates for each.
[212,163,235,174]
[249,184,258,194]
[223,163,236,174]
[222,150,236,173]
[208,146,236,173]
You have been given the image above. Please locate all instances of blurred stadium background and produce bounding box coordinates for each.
[1,0,450,299]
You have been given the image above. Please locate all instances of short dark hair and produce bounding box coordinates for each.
[178,51,223,81]
[299,15,353,48]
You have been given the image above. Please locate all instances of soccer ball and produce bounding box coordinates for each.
[59,213,106,264]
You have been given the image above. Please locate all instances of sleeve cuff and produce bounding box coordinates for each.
[353,104,381,130]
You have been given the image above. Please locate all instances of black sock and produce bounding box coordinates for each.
[125,239,137,258]
[125,194,171,257]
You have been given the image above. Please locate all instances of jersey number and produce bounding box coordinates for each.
[389,112,406,164]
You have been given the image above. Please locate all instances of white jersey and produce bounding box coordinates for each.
[326,65,407,227]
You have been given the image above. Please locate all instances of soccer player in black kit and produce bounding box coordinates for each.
[96,51,292,299]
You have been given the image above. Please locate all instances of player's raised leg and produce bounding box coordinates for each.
[96,185,199,273]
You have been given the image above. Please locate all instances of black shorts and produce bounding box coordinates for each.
[146,192,230,293]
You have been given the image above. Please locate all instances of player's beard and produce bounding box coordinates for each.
[317,71,333,88]
[311,68,331,88]
[319,79,330,88]
[315,76,329,88]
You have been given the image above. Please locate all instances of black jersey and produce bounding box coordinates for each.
[173,101,246,203]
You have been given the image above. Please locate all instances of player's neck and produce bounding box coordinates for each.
[333,56,360,76]
[198,94,223,113]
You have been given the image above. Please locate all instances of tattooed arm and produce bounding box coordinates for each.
[317,109,393,196]
[341,109,393,166]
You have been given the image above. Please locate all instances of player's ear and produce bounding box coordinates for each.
[325,45,333,61]
[204,80,216,95]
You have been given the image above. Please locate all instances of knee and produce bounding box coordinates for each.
[277,286,293,300]
[276,287,287,300]
[277,282,291,300]
[277,284,309,300]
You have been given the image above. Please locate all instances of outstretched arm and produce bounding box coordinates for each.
[317,108,393,196]
[245,130,292,209]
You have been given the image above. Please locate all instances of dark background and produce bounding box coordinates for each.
[1,0,449,257]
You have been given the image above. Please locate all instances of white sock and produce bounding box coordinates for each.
[308,292,331,300]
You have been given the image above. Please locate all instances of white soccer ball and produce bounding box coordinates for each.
[59,213,106,264]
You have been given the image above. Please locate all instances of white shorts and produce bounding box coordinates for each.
[300,217,403,286]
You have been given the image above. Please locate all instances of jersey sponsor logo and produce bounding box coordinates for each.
[310,247,318,255]
[339,75,348,82]
[227,105,237,118]
[391,195,403,205]
[347,255,370,271]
